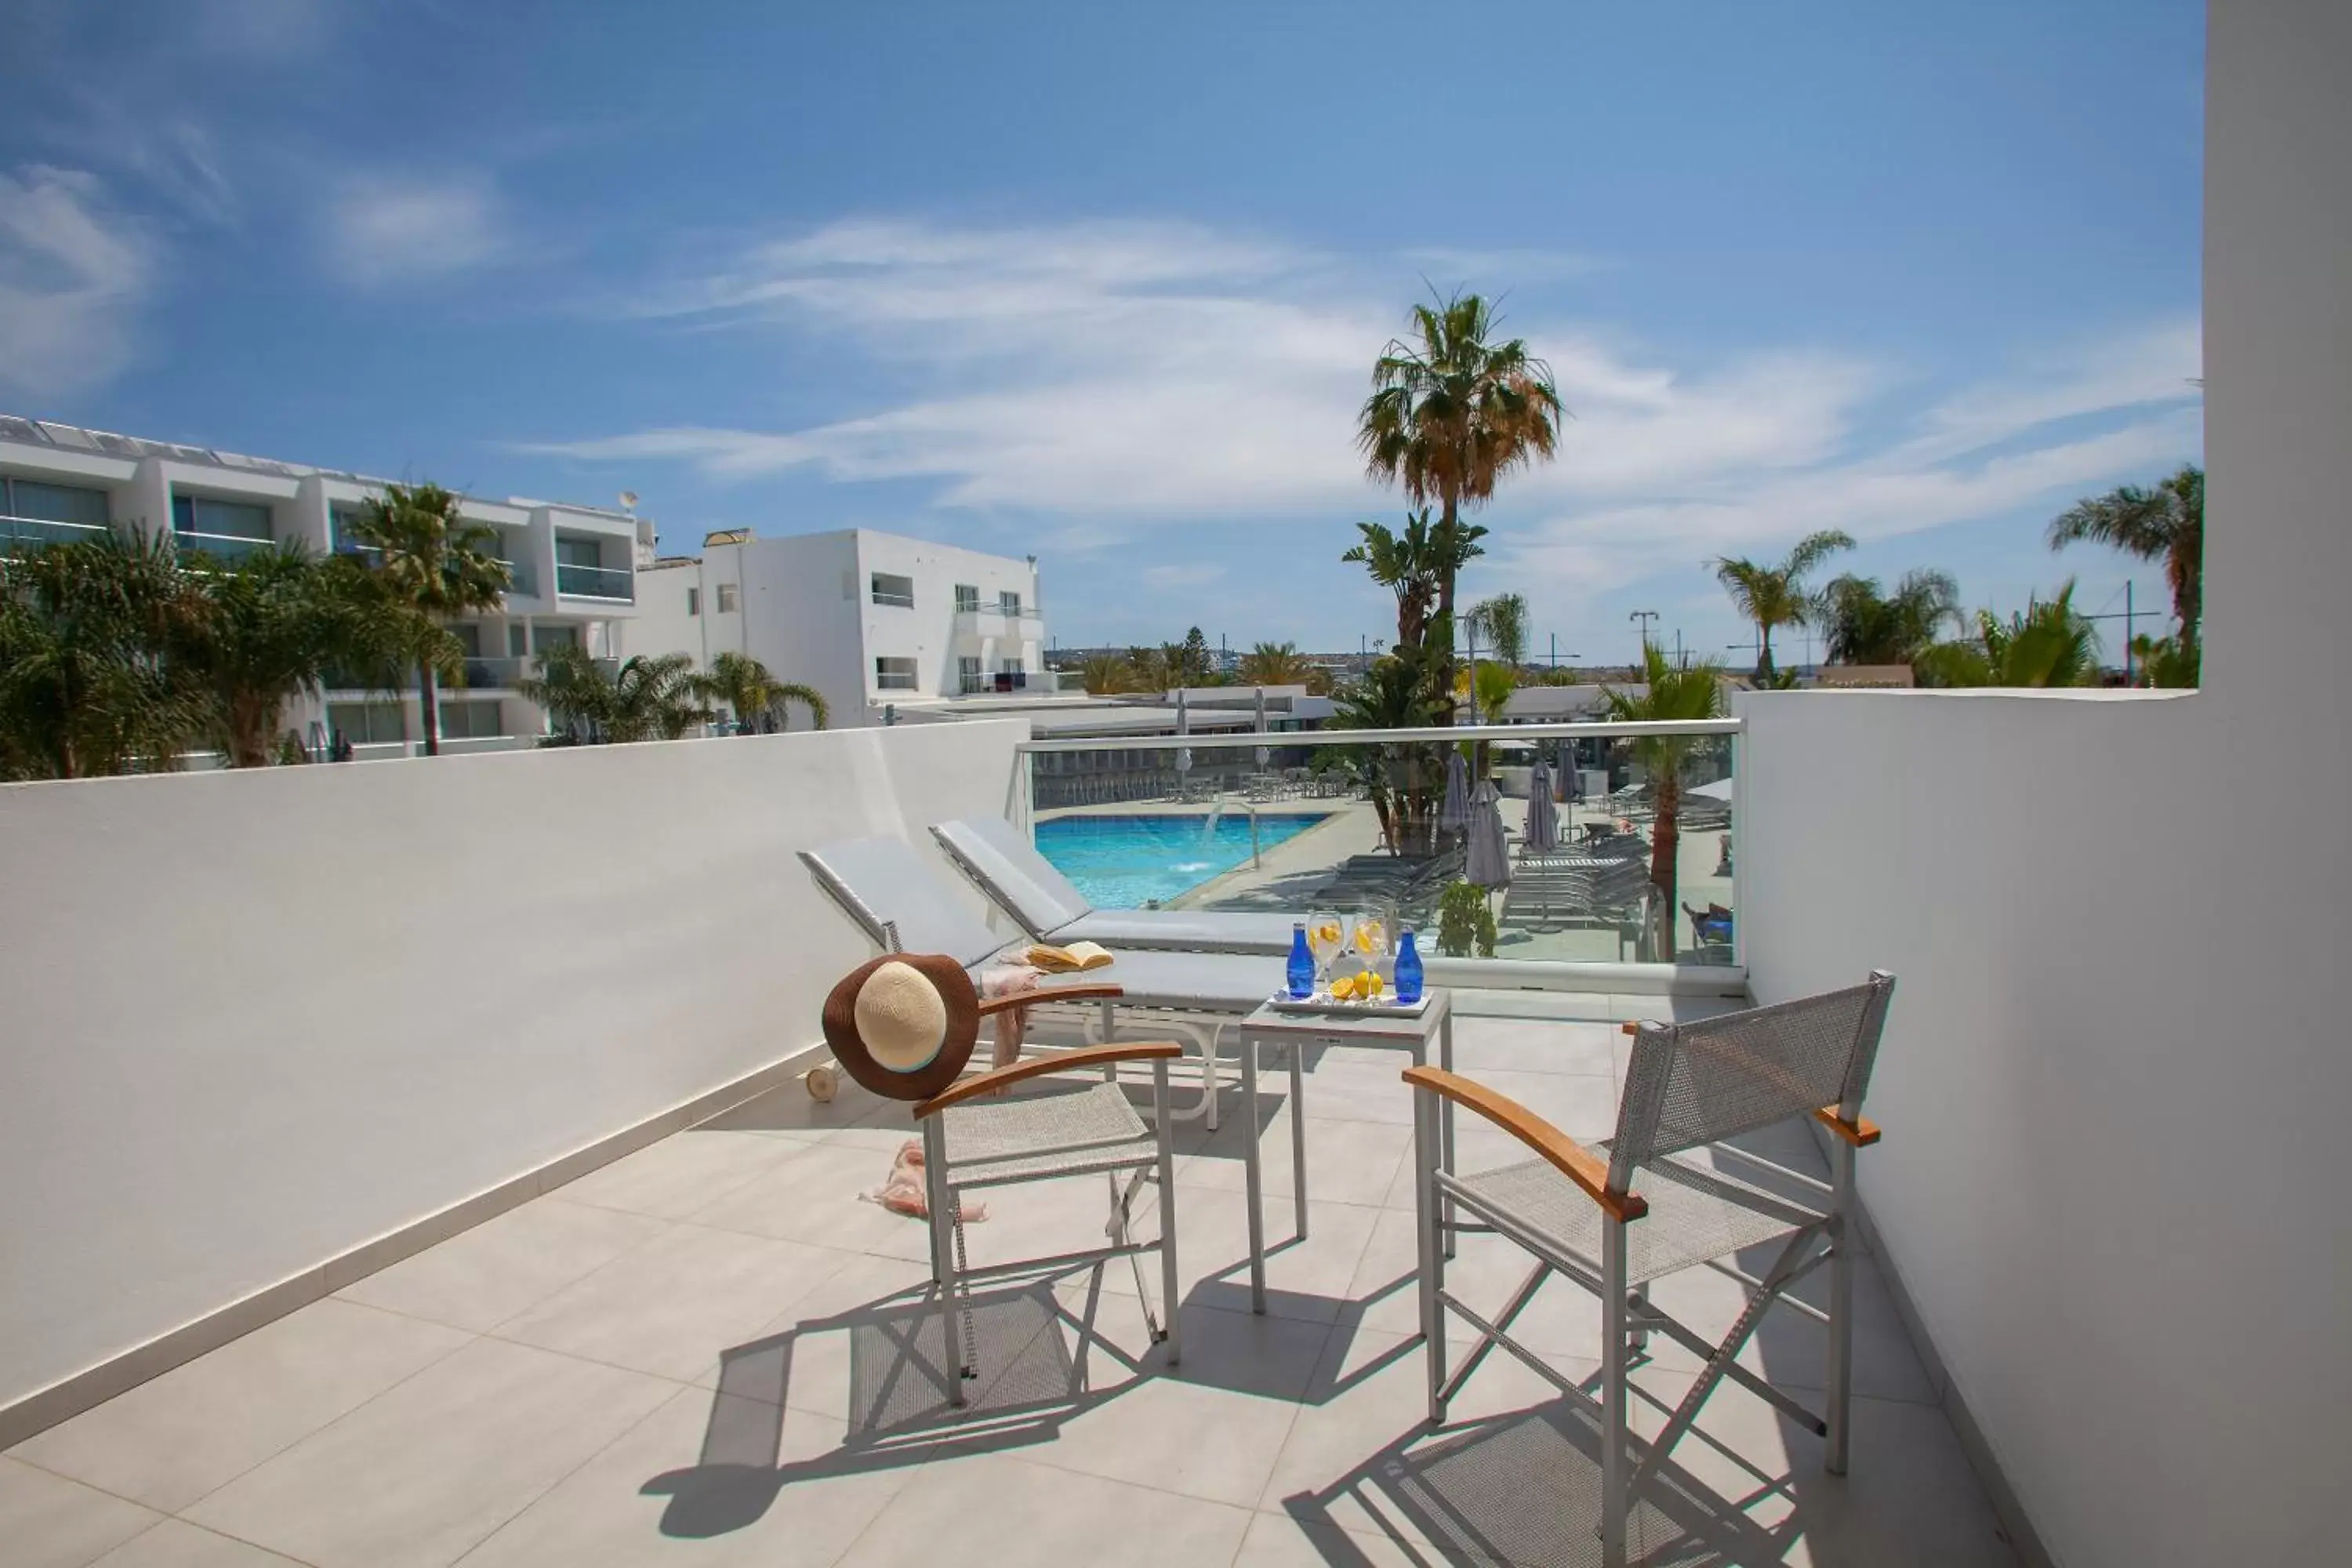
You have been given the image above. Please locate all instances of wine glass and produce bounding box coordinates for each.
[1347,909,1391,964]
[1307,909,1344,982]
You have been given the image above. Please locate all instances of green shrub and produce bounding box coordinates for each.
[1436,880,1496,958]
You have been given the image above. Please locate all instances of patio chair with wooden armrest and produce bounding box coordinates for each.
[821,956,1185,1408]
[1400,973,1895,1567]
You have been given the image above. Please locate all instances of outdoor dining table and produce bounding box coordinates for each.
[1234,987,1455,1315]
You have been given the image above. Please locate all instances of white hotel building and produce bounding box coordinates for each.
[633,527,1072,728]
[0,415,648,757]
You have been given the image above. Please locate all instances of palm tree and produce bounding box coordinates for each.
[1600,643,1728,961]
[1713,529,1854,683]
[1080,652,1138,694]
[695,650,828,734]
[1126,645,1174,694]
[1358,292,1564,706]
[180,544,376,767]
[1915,583,2100,688]
[2047,465,2202,645]
[1813,569,1962,667]
[1343,510,1457,652]
[1321,643,1450,854]
[1465,592,1530,673]
[0,529,210,779]
[1236,641,1319,688]
[520,647,714,744]
[340,483,510,757]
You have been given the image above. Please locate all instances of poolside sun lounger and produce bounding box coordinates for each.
[800,835,1296,1129]
[929,815,1305,955]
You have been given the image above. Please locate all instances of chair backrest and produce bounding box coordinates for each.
[930,817,1094,938]
[1610,972,1894,1183]
[798,837,1009,969]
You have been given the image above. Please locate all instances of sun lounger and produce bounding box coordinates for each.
[800,835,1295,1128]
[929,815,1304,955]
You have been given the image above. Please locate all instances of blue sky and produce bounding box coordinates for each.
[3,0,2205,664]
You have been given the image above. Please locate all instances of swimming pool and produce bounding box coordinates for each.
[1035,812,1328,909]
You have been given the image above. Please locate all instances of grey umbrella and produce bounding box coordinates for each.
[1439,750,1472,833]
[1465,779,1513,890]
[1526,754,1560,853]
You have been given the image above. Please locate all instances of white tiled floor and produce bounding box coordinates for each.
[4,1012,2020,1567]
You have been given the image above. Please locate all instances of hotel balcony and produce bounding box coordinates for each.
[0,16,2339,1566]
[555,560,634,602]
[0,514,112,552]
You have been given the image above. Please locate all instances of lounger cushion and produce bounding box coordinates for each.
[1018,946,1277,1011]
[802,836,1282,1009]
[931,817,1094,937]
[933,816,1302,953]
[1048,908,1303,955]
[799,837,1008,967]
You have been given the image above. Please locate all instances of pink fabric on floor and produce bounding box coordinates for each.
[862,1139,987,1223]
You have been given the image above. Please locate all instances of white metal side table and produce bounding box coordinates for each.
[1236,988,1455,1314]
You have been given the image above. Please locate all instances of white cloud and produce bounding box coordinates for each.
[541,218,1884,517]
[536,218,2200,628]
[325,175,504,287]
[0,165,151,398]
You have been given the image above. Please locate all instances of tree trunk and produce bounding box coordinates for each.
[1650,775,1680,962]
[417,660,441,757]
[1757,624,1776,684]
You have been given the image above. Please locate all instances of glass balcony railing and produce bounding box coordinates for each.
[456,657,529,689]
[172,530,274,564]
[555,561,633,601]
[498,559,534,597]
[1015,717,1740,971]
[1,514,112,551]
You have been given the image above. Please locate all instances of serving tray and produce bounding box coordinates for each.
[1263,990,1432,1019]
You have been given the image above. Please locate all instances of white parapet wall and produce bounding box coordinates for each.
[0,720,1029,1430]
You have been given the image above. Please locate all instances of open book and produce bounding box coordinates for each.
[1025,940,1114,973]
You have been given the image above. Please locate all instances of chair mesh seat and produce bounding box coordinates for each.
[944,1080,1157,1186]
[1461,1147,1826,1285]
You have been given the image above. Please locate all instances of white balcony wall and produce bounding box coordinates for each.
[0,720,1029,1428]
[1737,7,2352,1562]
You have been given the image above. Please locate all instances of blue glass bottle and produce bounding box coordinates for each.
[1286,922,1316,999]
[1394,927,1425,1004]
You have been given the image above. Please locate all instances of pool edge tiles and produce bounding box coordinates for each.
[1034,811,1331,909]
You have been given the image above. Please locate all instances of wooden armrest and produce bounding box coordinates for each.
[1402,1065,1646,1223]
[916,1041,1181,1117]
[978,982,1125,1016]
[1814,1108,1882,1146]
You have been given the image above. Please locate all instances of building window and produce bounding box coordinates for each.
[871,572,915,608]
[327,702,406,747]
[3,478,110,528]
[507,623,528,657]
[554,536,603,568]
[875,656,918,691]
[997,590,1022,617]
[328,506,379,556]
[438,700,504,740]
[716,583,739,613]
[533,623,581,654]
[172,500,271,554]
[958,655,982,692]
[686,586,700,616]
[954,583,979,614]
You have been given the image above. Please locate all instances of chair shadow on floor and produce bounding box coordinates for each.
[1280,1391,1802,1568]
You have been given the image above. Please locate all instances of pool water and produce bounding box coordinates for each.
[1036,812,1328,909]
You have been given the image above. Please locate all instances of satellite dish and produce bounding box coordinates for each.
[618,491,639,511]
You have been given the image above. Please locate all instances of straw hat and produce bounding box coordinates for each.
[820,953,980,1102]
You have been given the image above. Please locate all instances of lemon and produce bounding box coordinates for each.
[1330,974,1356,1000]
[1366,971,1384,997]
